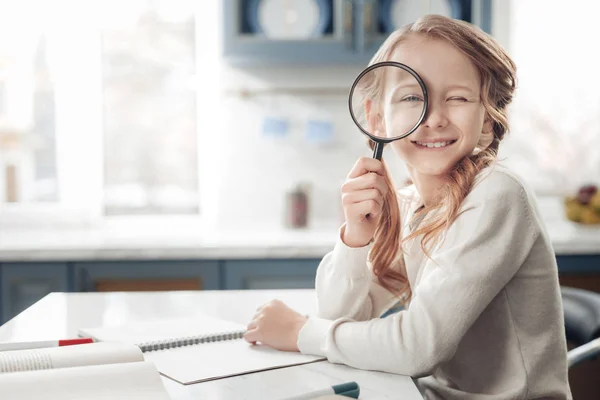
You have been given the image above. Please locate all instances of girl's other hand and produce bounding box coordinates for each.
[243,300,307,352]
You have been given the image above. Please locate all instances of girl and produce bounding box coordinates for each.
[244,15,571,399]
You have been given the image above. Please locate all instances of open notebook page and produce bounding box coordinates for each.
[0,342,143,373]
[147,338,325,384]
[80,315,325,385]
[0,361,171,400]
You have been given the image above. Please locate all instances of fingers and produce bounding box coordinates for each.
[243,328,260,344]
[244,317,260,344]
[347,157,385,179]
[245,299,283,345]
[247,319,258,331]
[342,189,382,208]
[253,305,263,320]
[341,173,388,198]
[347,199,382,220]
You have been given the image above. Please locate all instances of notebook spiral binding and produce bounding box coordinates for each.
[137,330,247,353]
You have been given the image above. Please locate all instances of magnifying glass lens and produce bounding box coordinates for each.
[350,63,427,142]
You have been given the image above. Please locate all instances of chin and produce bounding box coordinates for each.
[415,164,454,177]
[401,148,474,176]
[403,155,461,176]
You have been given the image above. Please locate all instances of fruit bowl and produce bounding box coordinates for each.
[564,185,600,224]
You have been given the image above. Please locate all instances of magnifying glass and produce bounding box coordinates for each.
[349,61,429,160]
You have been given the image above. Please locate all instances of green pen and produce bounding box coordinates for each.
[284,381,360,399]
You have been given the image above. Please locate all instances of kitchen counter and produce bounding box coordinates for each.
[0,196,598,262]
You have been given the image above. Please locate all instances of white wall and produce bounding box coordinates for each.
[213,65,406,230]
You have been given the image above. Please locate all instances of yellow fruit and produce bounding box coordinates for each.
[564,196,579,206]
[580,207,600,225]
[590,192,600,213]
[565,202,586,222]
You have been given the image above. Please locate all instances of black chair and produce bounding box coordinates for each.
[561,286,600,367]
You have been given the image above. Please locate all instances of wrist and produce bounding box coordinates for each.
[341,224,371,248]
[293,315,309,351]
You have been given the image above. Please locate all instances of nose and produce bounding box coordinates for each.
[422,101,449,129]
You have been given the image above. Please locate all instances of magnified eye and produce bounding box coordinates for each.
[401,95,424,102]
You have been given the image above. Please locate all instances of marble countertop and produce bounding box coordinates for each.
[0,197,598,262]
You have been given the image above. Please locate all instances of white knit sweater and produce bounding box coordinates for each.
[297,165,572,399]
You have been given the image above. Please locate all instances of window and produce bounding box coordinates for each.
[0,22,58,203]
[101,2,198,215]
[0,0,209,225]
[502,0,600,195]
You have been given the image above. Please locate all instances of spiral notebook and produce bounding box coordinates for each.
[78,314,325,385]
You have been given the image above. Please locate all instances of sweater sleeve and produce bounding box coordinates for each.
[298,177,540,376]
[314,225,398,321]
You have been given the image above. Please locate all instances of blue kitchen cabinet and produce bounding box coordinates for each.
[556,255,600,274]
[556,255,600,294]
[223,0,356,66]
[223,259,321,290]
[0,263,70,324]
[222,0,492,66]
[3,254,599,326]
[73,261,221,292]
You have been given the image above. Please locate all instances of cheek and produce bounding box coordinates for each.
[390,138,415,160]
[448,106,485,141]
[385,107,424,137]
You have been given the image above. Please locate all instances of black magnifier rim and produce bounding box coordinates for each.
[348,61,429,144]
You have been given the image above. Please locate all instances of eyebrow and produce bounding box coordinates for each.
[387,83,423,99]
[391,83,422,90]
[446,84,477,92]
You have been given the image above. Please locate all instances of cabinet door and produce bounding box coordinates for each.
[73,261,221,292]
[0,263,69,324]
[363,0,492,55]
[223,259,320,290]
[222,0,493,66]
[223,0,368,66]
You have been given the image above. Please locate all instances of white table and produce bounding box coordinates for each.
[0,289,423,400]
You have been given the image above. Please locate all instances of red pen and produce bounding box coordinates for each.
[0,338,94,352]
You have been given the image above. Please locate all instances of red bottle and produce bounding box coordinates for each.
[285,184,309,228]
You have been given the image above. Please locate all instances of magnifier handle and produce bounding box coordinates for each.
[366,142,385,220]
[372,142,384,160]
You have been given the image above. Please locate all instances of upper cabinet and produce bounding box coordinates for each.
[222,0,492,67]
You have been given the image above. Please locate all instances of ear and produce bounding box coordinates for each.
[479,118,494,148]
[365,99,385,136]
[482,117,493,135]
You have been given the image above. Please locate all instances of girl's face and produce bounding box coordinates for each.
[383,35,492,177]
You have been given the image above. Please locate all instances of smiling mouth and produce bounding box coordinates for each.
[411,140,457,149]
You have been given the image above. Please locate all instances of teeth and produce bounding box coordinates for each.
[415,141,454,148]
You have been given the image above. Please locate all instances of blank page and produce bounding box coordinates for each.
[0,361,171,400]
[146,340,325,385]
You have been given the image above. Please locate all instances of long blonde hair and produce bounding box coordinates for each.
[368,15,517,300]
